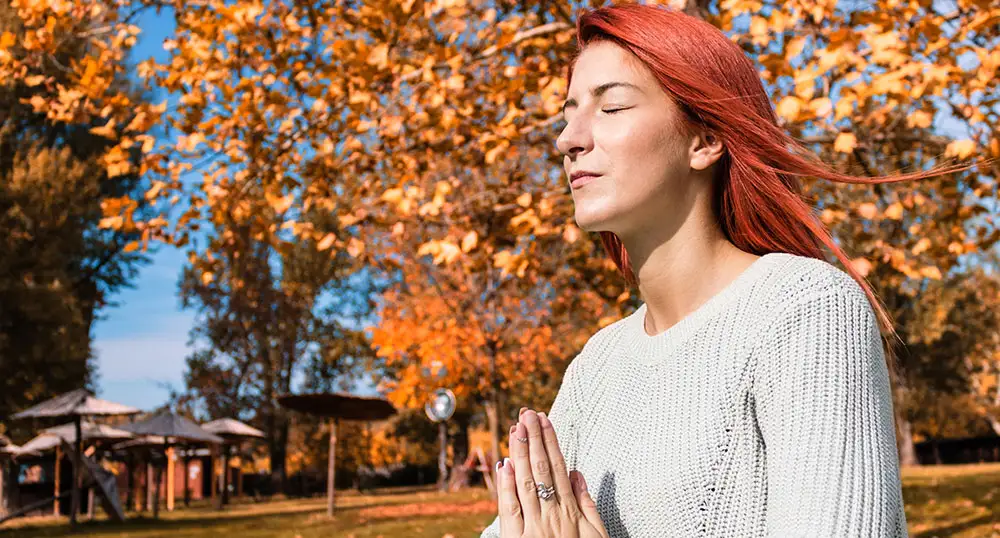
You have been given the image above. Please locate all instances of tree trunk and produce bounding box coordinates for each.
[896,410,919,467]
[447,412,472,490]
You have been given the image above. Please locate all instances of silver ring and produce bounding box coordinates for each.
[517,436,528,443]
[536,481,555,500]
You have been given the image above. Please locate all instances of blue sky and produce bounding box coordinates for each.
[90,7,191,410]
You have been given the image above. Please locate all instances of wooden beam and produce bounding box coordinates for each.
[53,445,61,516]
[327,418,337,517]
[166,447,175,512]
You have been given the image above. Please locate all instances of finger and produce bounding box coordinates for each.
[521,410,557,507]
[571,471,604,531]
[497,456,524,536]
[511,417,542,522]
[538,412,574,505]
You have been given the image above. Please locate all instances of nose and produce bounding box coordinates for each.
[555,114,593,159]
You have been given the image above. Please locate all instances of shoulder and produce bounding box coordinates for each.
[760,252,872,310]
[563,312,634,380]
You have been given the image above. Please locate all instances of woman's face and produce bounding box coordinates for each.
[556,41,708,237]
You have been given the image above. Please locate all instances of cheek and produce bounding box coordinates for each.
[597,118,684,191]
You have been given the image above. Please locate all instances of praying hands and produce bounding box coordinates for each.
[495,408,609,538]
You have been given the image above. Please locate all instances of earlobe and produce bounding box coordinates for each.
[691,133,724,171]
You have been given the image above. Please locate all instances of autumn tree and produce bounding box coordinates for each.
[0,0,159,430]
[113,0,998,471]
[177,206,374,491]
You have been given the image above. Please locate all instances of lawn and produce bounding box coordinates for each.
[2,463,1000,538]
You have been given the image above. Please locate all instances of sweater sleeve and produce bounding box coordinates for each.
[751,289,908,538]
[479,357,583,538]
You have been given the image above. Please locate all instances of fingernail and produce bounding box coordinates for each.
[496,460,502,472]
[538,412,548,426]
[503,457,510,470]
[509,424,516,435]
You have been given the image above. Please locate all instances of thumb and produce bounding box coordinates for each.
[570,470,602,527]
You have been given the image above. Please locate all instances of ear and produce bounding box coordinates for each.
[689,130,725,171]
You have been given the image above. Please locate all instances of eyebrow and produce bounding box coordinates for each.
[560,82,642,114]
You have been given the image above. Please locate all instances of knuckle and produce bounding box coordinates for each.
[533,459,550,474]
[551,458,567,475]
[521,478,536,491]
[506,502,522,518]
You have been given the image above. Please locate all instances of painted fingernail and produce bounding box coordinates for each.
[503,457,510,470]
[519,407,528,415]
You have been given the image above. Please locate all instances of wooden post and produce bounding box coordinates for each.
[53,445,61,516]
[221,446,230,506]
[87,488,95,520]
[146,462,153,512]
[183,453,190,507]
[327,418,337,517]
[437,421,448,491]
[166,447,175,512]
[70,416,81,525]
[211,445,220,509]
[237,464,243,498]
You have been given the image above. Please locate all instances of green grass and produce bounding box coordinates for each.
[0,486,498,538]
[3,463,1000,537]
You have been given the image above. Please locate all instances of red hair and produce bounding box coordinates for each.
[571,3,980,374]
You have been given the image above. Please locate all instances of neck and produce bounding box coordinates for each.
[620,215,757,336]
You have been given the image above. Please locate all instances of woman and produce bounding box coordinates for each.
[479,4,973,538]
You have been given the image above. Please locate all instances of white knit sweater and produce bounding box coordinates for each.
[480,252,907,537]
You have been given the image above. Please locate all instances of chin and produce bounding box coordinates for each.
[574,208,623,234]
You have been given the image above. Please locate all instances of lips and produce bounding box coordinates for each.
[570,174,601,189]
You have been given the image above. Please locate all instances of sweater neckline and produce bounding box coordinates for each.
[623,252,787,364]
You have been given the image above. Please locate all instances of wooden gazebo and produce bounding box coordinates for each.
[277,393,396,516]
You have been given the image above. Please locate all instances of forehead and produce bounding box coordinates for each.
[569,41,653,92]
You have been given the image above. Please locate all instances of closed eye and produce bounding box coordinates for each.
[602,107,631,114]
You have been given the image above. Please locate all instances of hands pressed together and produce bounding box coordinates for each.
[495,407,609,538]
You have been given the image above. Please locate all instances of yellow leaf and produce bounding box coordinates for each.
[485,141,508,164]
[461,231,478,252]
[516,193,531,208]
[202,272,215,285]
[24,75,46,87]
[367,43,389,69]
[347,237,365,258]
[906,110,933,129]
[850,257,873,277]
[884,202,904,220]
[99,216,123,229]
[316,233,336,251]
[809,97,832,117]
[123,241,140,253]
[945,139,976,160]
[834,132,857,153]
[776,96,802,122]
[786,36,806,59]
[919,266,942,280]
[562,224,581,243]
[0,31,14,49]
[857,202,877,219]
[381,188,404,204]
[90,119,117,139]
[912,237,931,255]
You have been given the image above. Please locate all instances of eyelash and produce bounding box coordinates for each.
[601,107,629,114]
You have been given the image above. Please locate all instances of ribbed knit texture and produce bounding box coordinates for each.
[480,252,907,538]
